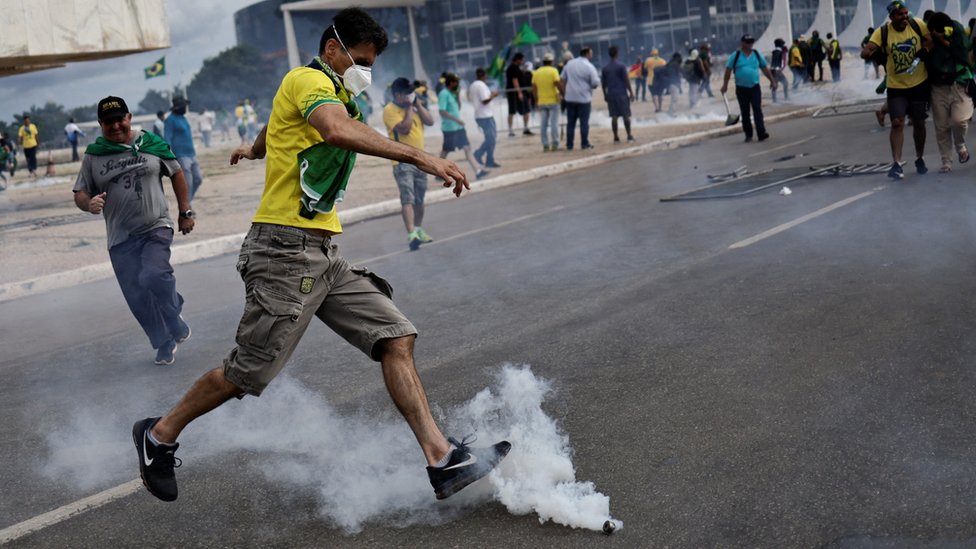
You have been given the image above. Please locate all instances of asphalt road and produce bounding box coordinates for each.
[2,106,976,548]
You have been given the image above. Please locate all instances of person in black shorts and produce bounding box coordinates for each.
[506,53,533,136]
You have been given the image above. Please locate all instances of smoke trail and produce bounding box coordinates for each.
[39,364,619,534]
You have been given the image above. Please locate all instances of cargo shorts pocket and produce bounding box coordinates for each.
[236,286,304,361]
[351,267,394,299]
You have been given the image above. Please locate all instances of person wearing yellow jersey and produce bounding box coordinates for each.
[862,0,933,179]
[17,115,39,177]
[644,49,666,112]
[532,52,565,151]
[383,77,435,250]
[131,7,510,504]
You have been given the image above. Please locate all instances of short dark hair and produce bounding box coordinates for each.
[579,47,591,56]
[512,52,524,62]
[609,45,618,58]
[927,11,952,29]
[319,7,388,56]
[444,72,459,85]
[475,67,486,78]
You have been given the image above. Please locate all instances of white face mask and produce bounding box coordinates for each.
[333,27,372,96]
[406,92,416,104]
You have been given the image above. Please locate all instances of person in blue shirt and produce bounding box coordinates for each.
[164,96,204,199]
[720,34,778,142]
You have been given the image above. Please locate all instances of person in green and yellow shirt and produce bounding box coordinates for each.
[131,7,510,505]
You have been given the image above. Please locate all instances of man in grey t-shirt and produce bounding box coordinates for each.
[73,96,196,365]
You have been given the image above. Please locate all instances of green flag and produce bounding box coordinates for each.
[511,23,540,46]
[144,57,166,79]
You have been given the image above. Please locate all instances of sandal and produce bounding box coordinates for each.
[940,163,952,173]
[959,149,970,164]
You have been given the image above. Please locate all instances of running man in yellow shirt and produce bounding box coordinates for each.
[861,0,932,179]
[131,7,510,504]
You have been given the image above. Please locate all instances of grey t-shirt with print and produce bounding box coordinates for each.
[73,131,182,249]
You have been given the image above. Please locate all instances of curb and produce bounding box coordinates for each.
[0,105,820,304]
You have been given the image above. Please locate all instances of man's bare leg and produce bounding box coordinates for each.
[152,367,244,444]
[912,115,926,160]
[378,336,450,465]
[890,116,905,163]
[401,204,416,233]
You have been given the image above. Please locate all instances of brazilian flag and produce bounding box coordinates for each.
[144,57,166,79]
[486,45,511,82]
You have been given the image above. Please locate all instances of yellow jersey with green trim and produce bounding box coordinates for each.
[382,102,425,166]
[253,66,346,232]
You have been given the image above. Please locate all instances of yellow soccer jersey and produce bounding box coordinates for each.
[383,102,425,165]
[532,66,562,105]
[252,66,349,232]
[870,19,929,89]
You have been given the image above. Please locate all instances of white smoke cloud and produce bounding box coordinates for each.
[39,364,620,534]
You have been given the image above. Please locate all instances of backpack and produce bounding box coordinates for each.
[771,48,784,68]
[681,60,696,81]
[875,18,924,67]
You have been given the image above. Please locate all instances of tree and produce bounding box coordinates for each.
[186,45,280,113]
[138,89,171,115]
[14,102,70,143]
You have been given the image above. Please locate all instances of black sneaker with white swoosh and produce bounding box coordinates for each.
[427,436,511,500]
[132,417,181,502]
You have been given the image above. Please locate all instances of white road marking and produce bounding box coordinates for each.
[0,204,567,543]
[0,479,142,544]
[728,191,876,249]
[355,205,567,264]
[746,136,818,158]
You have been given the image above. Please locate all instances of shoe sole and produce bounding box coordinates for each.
[154,343,177,365]
[434,442,512,500]
[175,322,191,344]
[132,418,177,502]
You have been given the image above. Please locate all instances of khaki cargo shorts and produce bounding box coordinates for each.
[223,223,417,396]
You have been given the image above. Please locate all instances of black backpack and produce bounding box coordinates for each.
[771,48,784,67]
[874,18,923,67]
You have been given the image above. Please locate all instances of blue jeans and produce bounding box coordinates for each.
[178,156,203,200]
[539,104,560,147]
[109,227,185,349]
[474,118,497,165]
[565,102,591,149]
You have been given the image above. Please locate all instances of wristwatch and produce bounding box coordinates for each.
[179,209,195,219]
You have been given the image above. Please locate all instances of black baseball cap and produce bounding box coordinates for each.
[741,34,756,43]
[391,77,415,95]
[97,96,129,121]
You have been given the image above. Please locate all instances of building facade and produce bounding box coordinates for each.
[235,0,875,86]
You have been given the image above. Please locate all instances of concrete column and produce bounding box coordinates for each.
[406,6,428,84]
[755,0,793,55]
[804,0,837,37]
[284,9,299,69]
[837,0,874,49]
[945,0,963,21]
